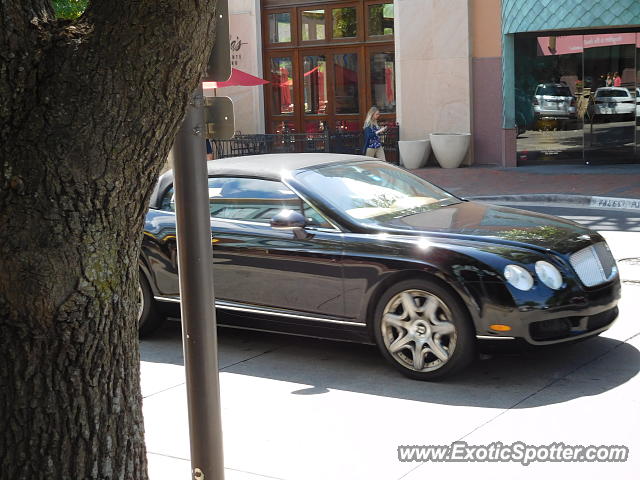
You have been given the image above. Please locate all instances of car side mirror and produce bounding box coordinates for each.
[271,209,307,229]
[270,210,312,240]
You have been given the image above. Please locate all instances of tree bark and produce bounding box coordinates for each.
[0,1,219,478]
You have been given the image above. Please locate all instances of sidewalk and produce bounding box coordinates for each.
[411,163,640,209]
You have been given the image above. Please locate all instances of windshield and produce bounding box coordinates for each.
[536,85,572,96]
[295,161,460,228]
[596,89,629,98]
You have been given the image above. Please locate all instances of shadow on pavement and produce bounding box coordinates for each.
[140,320,639,410]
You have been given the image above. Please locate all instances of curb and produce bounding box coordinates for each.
[467,194,640,212]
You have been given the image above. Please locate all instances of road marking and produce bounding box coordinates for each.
[590,196,640,210]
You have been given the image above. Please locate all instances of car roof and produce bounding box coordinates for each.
[204,153,371,178]
[149,153,374,209]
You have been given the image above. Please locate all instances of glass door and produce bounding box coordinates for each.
[266,53,298,134]
[333,50,363,132]
[302,52,330,133]
[583,33,637,164]
[515,34,584,164]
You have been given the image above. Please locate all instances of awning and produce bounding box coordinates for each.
[203,68,270,88]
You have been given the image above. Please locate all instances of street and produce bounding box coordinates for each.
[140,204,640,480]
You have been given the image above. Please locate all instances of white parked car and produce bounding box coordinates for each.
[591,87,635,121]
[532,83,576,121]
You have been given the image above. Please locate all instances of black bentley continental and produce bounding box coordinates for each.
[139,153,621,380]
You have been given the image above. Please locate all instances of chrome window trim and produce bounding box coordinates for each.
[210,216,341,234]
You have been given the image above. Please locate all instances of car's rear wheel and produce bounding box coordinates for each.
[373,279,476,380]
[138,271,166,337]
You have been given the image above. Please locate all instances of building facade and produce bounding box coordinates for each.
[223,0,640,166]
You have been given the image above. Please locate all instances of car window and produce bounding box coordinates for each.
[160,177,333,229]
[535,85,572,96]
[596,89,629,98]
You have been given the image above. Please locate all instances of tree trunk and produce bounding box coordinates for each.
[0,1,219,478]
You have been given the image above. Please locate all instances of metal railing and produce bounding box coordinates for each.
[212,125,399,164]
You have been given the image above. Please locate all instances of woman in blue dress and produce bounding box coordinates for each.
[362,106,388,161]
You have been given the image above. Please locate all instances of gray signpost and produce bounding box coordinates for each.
[171,1,233,478]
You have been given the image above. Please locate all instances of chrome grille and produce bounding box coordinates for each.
[569,242,617,287]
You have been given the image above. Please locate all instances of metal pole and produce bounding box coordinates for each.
[172,85,225,480]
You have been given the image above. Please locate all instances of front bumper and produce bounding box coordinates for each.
[534,108,577,119]
[471,277,621,346]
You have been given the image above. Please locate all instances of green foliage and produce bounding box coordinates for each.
[333,8,357,38]
[52,0,88,19]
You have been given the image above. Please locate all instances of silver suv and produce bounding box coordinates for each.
[533,83,576,121]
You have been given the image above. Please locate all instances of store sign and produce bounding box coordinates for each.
[230,34,247,68]
[228,12,256,73]
[584,32,637,48]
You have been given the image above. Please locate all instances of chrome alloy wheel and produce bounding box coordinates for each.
[380,289,457,372]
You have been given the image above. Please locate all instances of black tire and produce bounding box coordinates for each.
[373,278,476,381]
[138,270,166,337]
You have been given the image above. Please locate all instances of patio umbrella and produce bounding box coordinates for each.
[203,68,270,89]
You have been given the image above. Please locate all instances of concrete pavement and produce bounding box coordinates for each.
[141,284,640,479]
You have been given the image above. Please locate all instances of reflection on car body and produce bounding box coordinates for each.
[139,153,621,380]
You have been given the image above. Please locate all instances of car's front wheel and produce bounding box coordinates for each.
[373,279,476,380]
[138,270,166,337]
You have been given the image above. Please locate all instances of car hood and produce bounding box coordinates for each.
[376,201,598,254]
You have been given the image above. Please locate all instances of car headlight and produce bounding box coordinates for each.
[504,265,534,291]
[535,261,563,290]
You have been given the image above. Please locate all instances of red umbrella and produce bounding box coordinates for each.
[203,68,270,88]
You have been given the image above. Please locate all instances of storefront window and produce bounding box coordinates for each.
[270,57,294,115]
[515,32,639,165]
[301,10,325,41]
[263,2,395,137]
[304,120,328,133]
[583,33,636,164]
[368,3,394,36]
[303,56,328,114]
[335,119,360,132]
[370,52,395,113]
[334,53,360,114]
[273,119,297,134]
[268,13,291,43]
[333,7,357,39]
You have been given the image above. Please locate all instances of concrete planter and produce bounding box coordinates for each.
[398,139,431,169]
[430,133,471,169]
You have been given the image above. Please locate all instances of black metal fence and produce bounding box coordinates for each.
[212,125,399,164]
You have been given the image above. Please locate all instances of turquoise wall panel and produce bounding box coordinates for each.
[502,0,640,34]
